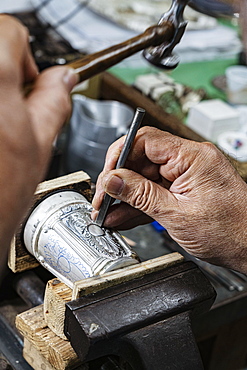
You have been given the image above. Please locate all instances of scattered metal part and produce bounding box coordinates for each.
[199,263,244,292]
[166,240,247,292]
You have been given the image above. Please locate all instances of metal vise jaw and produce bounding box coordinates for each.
[143,0,190,69]
[64,261,216,369]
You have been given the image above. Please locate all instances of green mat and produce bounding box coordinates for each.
[110,57,239,101]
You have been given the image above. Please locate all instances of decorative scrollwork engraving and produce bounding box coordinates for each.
[59,204,128,260]
[24,191,138,287]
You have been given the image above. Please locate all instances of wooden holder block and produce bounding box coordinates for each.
[43,253,183,340]
[44,279,73,341]
[23,338,57,370]
[8,171,91,273]
[23,338,87,370]
[23,339,88,370]
[16,305,84,370]
[72,252,183,300]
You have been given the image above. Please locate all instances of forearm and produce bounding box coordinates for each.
[0,15,78,278]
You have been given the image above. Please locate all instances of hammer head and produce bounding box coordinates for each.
[143,0,236,69]
[143,0,190,69]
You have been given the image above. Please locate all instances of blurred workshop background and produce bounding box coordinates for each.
[1,1,247,370]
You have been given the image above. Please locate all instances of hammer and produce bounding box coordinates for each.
[68,0,190,82]
[68,0,235,81]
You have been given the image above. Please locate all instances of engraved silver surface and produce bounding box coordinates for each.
[24,191,139,288]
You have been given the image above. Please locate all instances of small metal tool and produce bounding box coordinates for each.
[95,107,146,228]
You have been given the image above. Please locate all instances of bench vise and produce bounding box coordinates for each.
[11,171,216,369]
[65,261,215,369]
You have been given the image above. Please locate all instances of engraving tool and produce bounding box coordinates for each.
[95,107,145,228]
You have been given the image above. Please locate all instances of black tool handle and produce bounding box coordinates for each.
[95,107,145,227]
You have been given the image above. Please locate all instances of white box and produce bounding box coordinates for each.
[187,99,240,142]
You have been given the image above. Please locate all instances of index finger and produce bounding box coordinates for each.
[0,15,38,86]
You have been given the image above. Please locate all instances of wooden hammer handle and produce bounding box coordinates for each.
[23,21,174,95]
[68,22,174,83]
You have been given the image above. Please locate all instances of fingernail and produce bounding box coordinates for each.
[105,175,124,195]
[63,68,79,92]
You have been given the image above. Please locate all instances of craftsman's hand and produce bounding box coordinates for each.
[0,15,78,272]
[92,126,247,273]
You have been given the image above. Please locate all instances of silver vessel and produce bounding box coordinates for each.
[24,190,139,288]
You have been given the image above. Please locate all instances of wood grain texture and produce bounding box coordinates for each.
[8,171,91,273]
[23,338,60,370]
[16,305,82,370]
[69,23,174,83]
[72,252,183,300]
[44,279,73,341]
[23,339,88,370]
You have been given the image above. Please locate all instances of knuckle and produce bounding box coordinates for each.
[0,17,30,82]
[130,180,160,215]
[200,141,229,169]
[138,126,159,137]
[139,126,152,135]
[200,141,219,156]
[5,15,29,43]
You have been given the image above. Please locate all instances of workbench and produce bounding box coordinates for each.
[0,8,247,370]
[1,223,247,370]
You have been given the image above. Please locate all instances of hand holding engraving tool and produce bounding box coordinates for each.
[92,126,247,275]
[95,107,146,228]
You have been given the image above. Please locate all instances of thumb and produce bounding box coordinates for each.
[102,169,177,221]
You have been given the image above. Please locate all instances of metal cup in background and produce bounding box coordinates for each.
[225,66,247,105]
[23,190,139,288]
[64,95,134,182]
[65,134,109,184]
